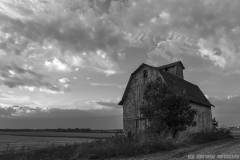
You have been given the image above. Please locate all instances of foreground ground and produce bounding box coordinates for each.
[0,131,239,159]
[112,131,240,160]
[112,138,240,160]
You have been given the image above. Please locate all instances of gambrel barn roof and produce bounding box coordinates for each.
[118,62,214,107]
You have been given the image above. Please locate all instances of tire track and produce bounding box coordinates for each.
[211,140,240,155]
[171,139,237,159]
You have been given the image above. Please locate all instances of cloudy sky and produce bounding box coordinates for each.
[0,0,239,129]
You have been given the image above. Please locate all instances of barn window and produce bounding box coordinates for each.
[143,70,147,77]
[136,120,139,129]
[164,68,168,72]
[139,107,145,118]
[143,70,147,83]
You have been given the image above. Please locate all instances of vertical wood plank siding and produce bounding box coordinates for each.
[123,65,212,135]
[123,66,162,134]
[179,102,213,137]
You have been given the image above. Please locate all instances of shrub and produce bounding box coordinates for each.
[140,77,197,137]
[188,128,233,144]
[77,133,176,159]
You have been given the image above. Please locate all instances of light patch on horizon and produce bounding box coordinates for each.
[0,92,38,106]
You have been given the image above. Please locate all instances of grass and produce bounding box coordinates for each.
[0,128,233,160]
[187,127,233,144]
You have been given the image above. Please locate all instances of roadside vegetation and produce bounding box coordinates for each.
[0,128,233,160]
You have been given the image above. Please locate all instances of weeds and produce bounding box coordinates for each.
[0,128,233,160]
[187,127,233,144]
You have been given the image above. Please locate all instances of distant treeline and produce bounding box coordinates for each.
[0,128,123,133]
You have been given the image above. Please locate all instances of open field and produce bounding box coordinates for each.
[0,135,92,152]
[0,131,116,139]
[230,130,240,138]
[0,131,116,153]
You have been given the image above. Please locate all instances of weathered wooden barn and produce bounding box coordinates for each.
[118,61,214,135]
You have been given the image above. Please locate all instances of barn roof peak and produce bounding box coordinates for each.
[158,61,185,69]
[118,61,214,107]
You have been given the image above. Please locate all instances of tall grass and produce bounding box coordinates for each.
[76,131,176,159]
[0,128,233,160]
[187,127,233,144]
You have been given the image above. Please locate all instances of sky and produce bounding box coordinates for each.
[0,0,240,129]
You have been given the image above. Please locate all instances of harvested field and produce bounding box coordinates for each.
[0,131,115,152]
[0,131,115,139]
[0,135,91,152]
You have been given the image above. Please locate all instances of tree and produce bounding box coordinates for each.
[140,77,197,137]
[212,117,218,128]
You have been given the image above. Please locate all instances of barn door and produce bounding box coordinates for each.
[136,120,139,131]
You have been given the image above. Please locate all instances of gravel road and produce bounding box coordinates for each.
[111,138,240,160]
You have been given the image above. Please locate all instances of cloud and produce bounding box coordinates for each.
[59,78,70,84]
[0,0,240,80]
[118,52,126,60]
[0,105,123,129]
[0,107,17,116]
[58,78,71,91]
[227,95,238,99]
[96,101,120,109]
[39,88,64,94]
[0,0,126,76]
[0,92,37,106]
[119,0,240,70]
[45,58,71,72]
[65,55,85,68]
[22,86,35,92]
[0,104,122,118]
[94,98,122,109]
[0,62,71,94]
[89,83,126,89]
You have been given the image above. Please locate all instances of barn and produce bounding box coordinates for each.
[118,61,214,135]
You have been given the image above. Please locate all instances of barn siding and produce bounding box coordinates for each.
[176,64,184,79]
[190,102,213,131]
[123,66,163,134]
[179,102,213,137]
[123,65,212,135]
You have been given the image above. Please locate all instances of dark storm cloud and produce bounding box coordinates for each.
[0,107,17,116]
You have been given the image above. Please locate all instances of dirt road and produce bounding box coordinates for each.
[115,138,240,160]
